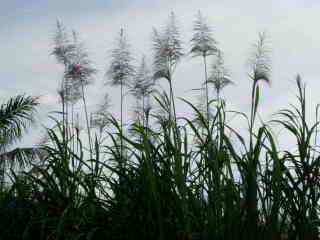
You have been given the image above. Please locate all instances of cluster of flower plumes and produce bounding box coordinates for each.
[52,10,271,134]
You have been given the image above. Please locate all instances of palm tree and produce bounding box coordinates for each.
[0,95,39,187]
[190,11,218,122]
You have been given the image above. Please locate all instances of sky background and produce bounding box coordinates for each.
[1,0,320,148]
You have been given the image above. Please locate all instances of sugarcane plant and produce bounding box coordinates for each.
[91,93,111,143]
[106,28,134,163]
[243,32,271,240]
[153,11,183,126]
[207,50,233,102]
[52,21,76,141]
[130,56,155,130]
[190,10,218,122]
[65,30,97,157]
[2,11,320,240]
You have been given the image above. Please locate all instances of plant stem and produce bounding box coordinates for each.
[120,80,124,164]
[80,81,93,159]
[203,55,210,123]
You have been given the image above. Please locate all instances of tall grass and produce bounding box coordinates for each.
[0,13,319,240]
[2,77,319,239]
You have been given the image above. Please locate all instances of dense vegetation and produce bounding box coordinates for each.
[0,12,319,240]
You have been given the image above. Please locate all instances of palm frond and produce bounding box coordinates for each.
[0,95,38,150]
[0,147,46,170]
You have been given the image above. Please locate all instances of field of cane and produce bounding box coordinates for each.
[0,10,319,240]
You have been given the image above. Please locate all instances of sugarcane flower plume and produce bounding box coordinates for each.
[91,94,111,131]
[106,29,135,87]
[153,12,183,81]
[131,56,155,99]
[207,50,233,95]
[52,20,75,65]
[190,10,218,58]
[249,32,271,84]
[91,112,110,132]
[65,30,97,86]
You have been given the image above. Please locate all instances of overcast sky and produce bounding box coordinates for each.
[1,0,320,148]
